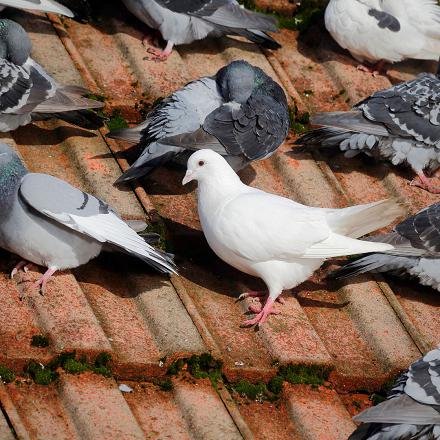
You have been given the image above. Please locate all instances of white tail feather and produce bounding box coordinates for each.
[325,199,405,239]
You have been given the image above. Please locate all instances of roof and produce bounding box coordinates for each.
[0,1,439,439]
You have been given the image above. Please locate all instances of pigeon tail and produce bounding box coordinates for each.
[34,109,105,130]
[33,86,104,114]
[329,254,394,279]
[107,125,143,144]
[240,29,281,49]
[114,142,183,184]
[294,126,353,149]
[326,199,405,239]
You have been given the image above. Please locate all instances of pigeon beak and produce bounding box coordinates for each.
[182,170,194,185]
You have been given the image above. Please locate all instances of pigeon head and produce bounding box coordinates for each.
[217,60,264,104]
[182,149,239,185]
[0,143,27,202]
[0,19,32,65]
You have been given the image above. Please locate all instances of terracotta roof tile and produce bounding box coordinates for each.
[0,2,438,438]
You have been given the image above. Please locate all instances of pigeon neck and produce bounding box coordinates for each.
[197,173,244,211]
[0,158,27,210]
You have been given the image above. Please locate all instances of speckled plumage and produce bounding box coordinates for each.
[349,345,440,439]
[0,19,104,131]
[296,70,440,186]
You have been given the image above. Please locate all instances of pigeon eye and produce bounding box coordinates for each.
[198,160,205,166]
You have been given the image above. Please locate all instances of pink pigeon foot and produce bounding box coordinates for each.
[242,298,276,327]
[11,260,30,279]
[410,171,440,194]
[144,41,174,62]
[357,60,387,77]
[238,291,285,304]
[33,267,57,295]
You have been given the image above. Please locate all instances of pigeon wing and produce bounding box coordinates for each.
[353,394,440,424]
[204,86,289,160]
[405,346,440,406]
[381,0,440,38]
[0,60,34,115]
[19,173,176,274]
[0,0,73,16]
[356,74,440,145]
[155,0,277,31]
[394,201,440,254]
[215,191,392,262]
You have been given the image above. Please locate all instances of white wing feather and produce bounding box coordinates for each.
[45,210,177,273]
[0,0,73,16]
[216,191,395,262]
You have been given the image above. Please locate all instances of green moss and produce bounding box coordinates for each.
[0,365,15,383]
[26,352,113,386]
[85,93,106,103]
[27,362,58,386]
[289,106,310,134]
[95,352,112,368]
[234,380,267,400]
[238,0,328,31]
[267,375,284,394]
[106,110,129,131]
[168,354,223,388]
[278,364,332,387]
[63,358,89,374]
[31,335,50,348]
[370,373,402,405]
[167,358,185,375]
[153,377,173,392]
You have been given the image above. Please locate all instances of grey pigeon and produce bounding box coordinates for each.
[0,19,105,131]
[109,60,289,184]
[295,63,440,194]
[325,0,440,75]
[348,345,440,439]
[121,0,281,61]
[0,143,176,293]
[0,0,73,16]
[331,201,440,292]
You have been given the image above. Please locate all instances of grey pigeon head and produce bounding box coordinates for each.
[216,60,265,104]
[0,143,27,206]
[0,19,32,65]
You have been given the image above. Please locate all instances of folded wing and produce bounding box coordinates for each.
[19,173,176,274]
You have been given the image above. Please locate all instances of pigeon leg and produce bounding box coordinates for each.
[11,260,30,279]
[238,291,285,304]
[357,60,387,76]
[410,171,440,194]
[33,267,57,295]
[242,297,276,327]
[145,41,174,62]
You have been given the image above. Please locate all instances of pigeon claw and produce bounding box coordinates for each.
[144,47,170,62]
[237,291,285,304]
[356,60,387,77]
[410,172,440,194]
[241,298,276,327]
[10,260,30,279]
[33,267,57,295]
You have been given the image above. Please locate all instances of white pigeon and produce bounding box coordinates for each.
[325,0,440,74]
[0,0,73,16]
[183,149,404,326]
